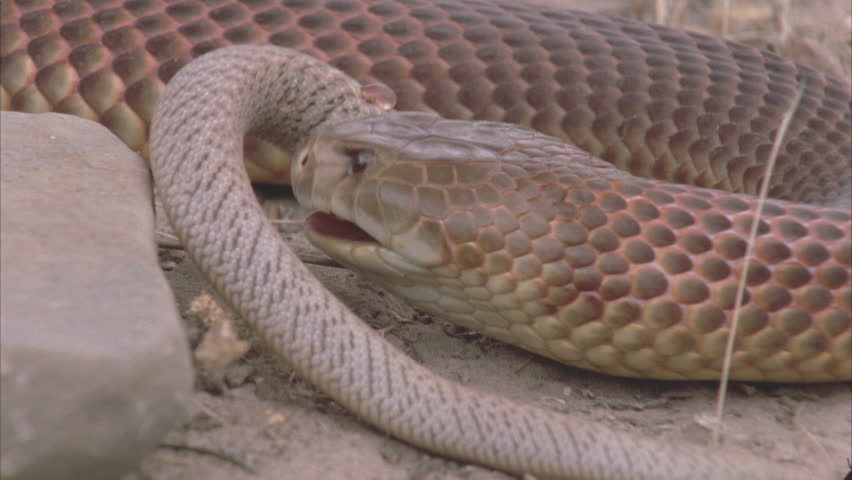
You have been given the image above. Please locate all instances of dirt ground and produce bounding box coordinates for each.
[128,1,852,479]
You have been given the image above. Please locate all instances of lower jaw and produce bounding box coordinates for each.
[303,218,393,277]
[306,212,377,243]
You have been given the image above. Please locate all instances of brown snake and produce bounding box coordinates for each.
[2,1,851,479]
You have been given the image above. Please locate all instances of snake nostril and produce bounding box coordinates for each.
[299,151,310,167]
[346,149,374,175]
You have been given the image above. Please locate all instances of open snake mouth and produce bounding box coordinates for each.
[305,209,434,292]
[307,212,378,244]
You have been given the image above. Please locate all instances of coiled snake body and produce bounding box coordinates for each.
[2,1,850,479]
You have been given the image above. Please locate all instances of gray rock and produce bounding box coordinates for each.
[0,112,193,480]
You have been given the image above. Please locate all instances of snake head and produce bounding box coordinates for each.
[292,111,624,272]
[293,111,538,269]
[290,111,607,335]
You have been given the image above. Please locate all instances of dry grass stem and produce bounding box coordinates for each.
[719,0,731,37]
[711,83,806,445]
[269,217,306,225]
[655,0,667,24]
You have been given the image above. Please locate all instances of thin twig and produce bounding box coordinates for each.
[160,440,257,474]
[720,0,731,37]
[712,83,806,445]
[670,0,688,28]
[777,0,792,46]
[655,0,667,25]
[157,239,344,269]
[157,230,179,241]
[268,217,307,225]
[792,404,832,465]
[513,356,534,374]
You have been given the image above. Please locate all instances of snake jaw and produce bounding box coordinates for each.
[305,212,433,279]
[294,138,395,253]
[306,211,377,244]
[297,141,437,276]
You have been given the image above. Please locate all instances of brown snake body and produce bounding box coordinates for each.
[2,0,850,478]
[2,0,850,200]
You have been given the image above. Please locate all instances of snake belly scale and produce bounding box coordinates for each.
[3,0,851,479]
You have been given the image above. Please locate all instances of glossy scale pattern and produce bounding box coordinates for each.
[2,0,850,202]
[299,112,851,382]
[3,1,851,476]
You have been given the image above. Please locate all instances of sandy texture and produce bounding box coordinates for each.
[131,1,851,479]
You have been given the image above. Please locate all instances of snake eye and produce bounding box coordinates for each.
[346,149,374,175]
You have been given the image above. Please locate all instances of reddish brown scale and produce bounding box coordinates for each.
[6,2,851,382]
[301,112,850,381]
[3,0,851,202]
